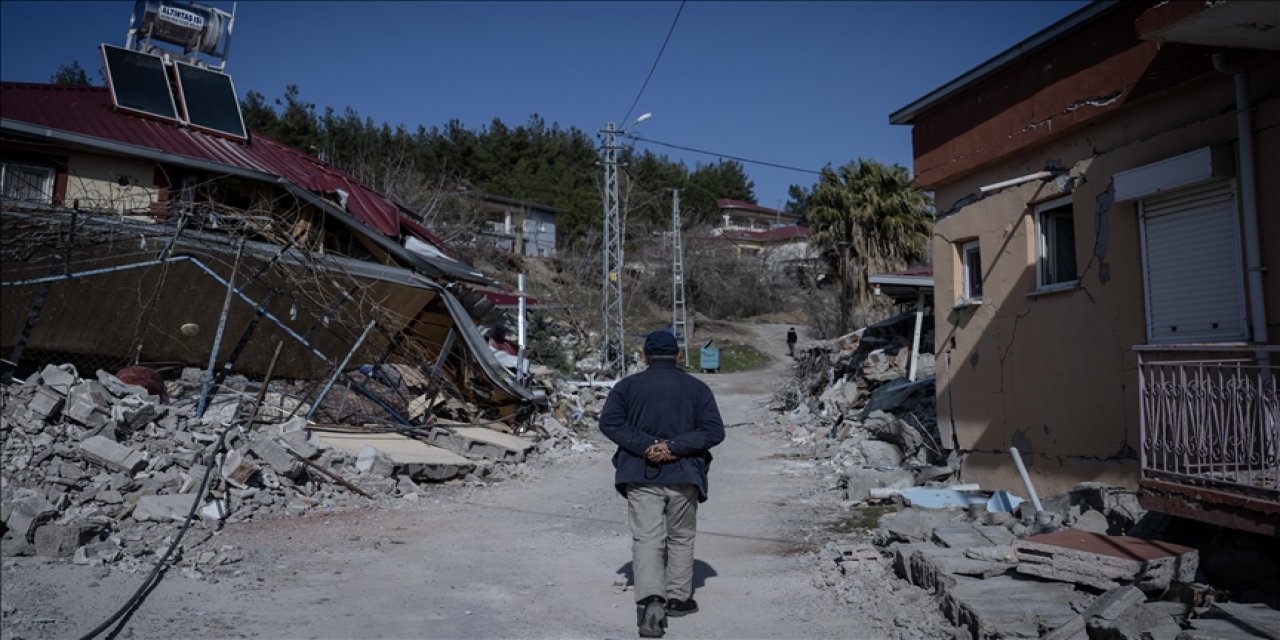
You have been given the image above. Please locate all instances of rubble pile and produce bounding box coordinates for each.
[779,313,1280,639]
[0,363,601,572]
[769,310,945,500]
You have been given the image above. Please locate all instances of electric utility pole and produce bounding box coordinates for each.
[600,122,625,379]
[670,189,690,367]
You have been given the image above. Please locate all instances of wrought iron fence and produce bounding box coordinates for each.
[1136,345,1279,497]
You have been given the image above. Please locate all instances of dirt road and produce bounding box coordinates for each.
[3,323,881,639]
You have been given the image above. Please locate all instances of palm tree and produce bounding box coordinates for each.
[807,159,932,334]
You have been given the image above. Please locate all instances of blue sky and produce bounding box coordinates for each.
[1,1,1088,210]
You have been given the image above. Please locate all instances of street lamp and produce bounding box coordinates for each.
[600,113,654,379]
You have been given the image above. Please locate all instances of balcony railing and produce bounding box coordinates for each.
[1136,345,1279,499]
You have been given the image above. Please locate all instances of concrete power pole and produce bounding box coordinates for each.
[600,122,626,379]
[670,189,690,367]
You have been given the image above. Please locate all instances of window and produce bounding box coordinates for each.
[960,240,982,303]
[1035,196,1078,289]
[1,161,54,205]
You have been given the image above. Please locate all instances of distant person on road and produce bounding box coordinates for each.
[599,330,726,638]
[786,327,798,357]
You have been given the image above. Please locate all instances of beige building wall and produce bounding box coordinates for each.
[933,73,1280,496]
[64,152,159,214]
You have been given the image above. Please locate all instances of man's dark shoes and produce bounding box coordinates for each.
[637,595,666,638]
[664,598,698,617]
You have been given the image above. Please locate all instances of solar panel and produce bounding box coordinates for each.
[101,44,179,121]
[174,61,246,140]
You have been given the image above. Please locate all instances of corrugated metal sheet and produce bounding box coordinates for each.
[1,82,405,236]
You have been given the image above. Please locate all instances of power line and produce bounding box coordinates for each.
[629,135,824,176]
[620,1,686,125]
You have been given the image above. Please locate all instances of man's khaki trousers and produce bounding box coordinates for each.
[626,483,699,603]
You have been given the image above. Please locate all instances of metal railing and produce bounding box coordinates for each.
[1136,344,1279,498]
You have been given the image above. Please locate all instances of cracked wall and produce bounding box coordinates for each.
[930,66,1280,496]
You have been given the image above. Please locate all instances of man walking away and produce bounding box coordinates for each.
[786,327,798,357]
[599,331,726,638]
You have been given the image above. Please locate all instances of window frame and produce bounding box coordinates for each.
[1,160,56,206]
[1034,195,1079,292]
[959,239,983,305]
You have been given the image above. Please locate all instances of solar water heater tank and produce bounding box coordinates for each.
[132,0,228,55]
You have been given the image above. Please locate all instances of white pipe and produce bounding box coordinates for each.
[979,170,1053,194]
[909,292,924,381]
[1214,54,1269,352]
[1009,447,1044,513]
[516,273,528,377]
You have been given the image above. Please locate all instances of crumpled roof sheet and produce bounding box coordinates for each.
[1,82,406,237]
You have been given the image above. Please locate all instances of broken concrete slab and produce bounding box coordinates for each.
[906,544,1016,592]
[79,435,146,474]
[1042,615,1087,640]
[1088,601,1183,640]
[859,440,903,467]
[1015,530,1198,592]
[931,523,1016,549]
[877,506,970,543]
[1083,585,1146,621]
[941,574,1092,639]
[843,467,915,501]
[316,431,473,482]
[1070,509,1110,534]
[425,425,536,463]
[134,494,197,522]
[95,370,151,399]
[1182,602,1280,640]
[901,488,991,510]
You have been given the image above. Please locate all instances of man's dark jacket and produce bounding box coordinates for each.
[599,359,725,502]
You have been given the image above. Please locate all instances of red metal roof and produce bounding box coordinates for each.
[1,82,414,239]
[720,225,811,242]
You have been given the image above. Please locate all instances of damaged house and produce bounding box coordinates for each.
[889,0,1278,533]
[1,39,541,426]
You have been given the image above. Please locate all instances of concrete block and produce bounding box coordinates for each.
[39,363,78,395]
[1015,530,1198,591]
[220,448,258,488]
[1071,509,1110,534]
[134,494,196,522]
[1084,585,1146,621]
[859,439,903,467]
[95,370,150,399]
[33,523,97,558]
[64,380,113,428]
[112,397,163,433]
[250,436,304,478]
[842,467,915,501]
[277,417,320,458]
[79,435,146,474]
[26,385,64,419]
[356,446,395,477]
[4,491,58,542]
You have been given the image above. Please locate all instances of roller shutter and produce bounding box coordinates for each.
[1139,180,1247,343]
